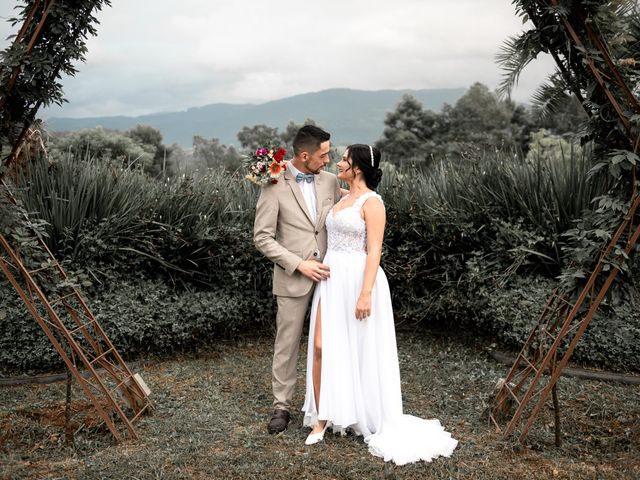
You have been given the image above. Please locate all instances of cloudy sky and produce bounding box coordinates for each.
[0,0,555,118]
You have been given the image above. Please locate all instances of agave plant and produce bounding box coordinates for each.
[11,152,260,282]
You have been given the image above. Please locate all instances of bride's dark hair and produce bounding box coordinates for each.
[347,144,383,190]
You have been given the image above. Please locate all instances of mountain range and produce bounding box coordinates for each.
[45,87,467,147]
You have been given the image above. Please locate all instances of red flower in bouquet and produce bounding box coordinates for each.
[274,147,286,162]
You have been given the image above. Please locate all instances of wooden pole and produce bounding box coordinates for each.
[552,383,561,447]
[65,366,74,447]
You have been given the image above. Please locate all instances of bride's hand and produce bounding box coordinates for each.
[355,292,372,320]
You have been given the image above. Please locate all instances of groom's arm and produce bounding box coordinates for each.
[253,186,302,276]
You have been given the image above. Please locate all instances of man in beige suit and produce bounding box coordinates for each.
[254,125,342,434]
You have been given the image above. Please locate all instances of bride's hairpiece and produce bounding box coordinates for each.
[369,145,374,167]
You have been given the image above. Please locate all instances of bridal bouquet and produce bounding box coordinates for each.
[244,146,287,186]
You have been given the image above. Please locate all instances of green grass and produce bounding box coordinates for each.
[1,331,638,479]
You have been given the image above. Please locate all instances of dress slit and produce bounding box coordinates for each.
[304,288,324,428]
[311,297,323,422]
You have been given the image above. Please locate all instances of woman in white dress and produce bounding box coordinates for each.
[301,144,458,465]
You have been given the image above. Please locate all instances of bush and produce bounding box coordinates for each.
[465,275,640,372]
[0,276,275,373]
[2,147,638,373]
[1,157,277,372]
[0,291,61,373]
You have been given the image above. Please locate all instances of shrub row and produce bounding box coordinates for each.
[0,276,275,373]
[3,264,637,373]
[1,149,638,373]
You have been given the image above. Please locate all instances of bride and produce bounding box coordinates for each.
[301,144,458,465]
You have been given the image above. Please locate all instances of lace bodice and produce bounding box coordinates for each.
[326,192,383,253]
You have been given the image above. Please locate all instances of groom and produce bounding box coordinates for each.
[254,125,341,434]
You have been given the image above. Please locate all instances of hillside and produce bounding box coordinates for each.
[45,87,466,147]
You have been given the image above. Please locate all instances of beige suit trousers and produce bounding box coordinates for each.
[272,288,314,411]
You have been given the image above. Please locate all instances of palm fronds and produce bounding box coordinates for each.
[531,74,572,119]
[496,31,545,98]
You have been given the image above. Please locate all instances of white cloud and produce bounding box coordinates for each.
[0,0,556,118]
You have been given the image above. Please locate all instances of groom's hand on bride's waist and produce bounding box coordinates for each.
[297,260,330,282]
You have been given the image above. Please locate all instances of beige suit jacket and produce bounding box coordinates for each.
[254,164,342,297]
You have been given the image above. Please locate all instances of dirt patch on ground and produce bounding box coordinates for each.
[14,400,109,430]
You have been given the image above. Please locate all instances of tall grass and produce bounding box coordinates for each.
[8,144,605,284]
[380,145,606,239]
[13,155,259,278]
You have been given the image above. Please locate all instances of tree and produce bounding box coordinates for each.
[127,124,163,152]
[237,125,280,151]
[508,101,537,153]
[444,83,513,147]
[192,136,241,171]
[237,120,321,157]
[448,84,508,130]
[0,0,112,172]
[376,87,526,162]
[496,1,638,150]
[376,94,442,163]
[126,124,174,177]
[496,0,640,291]
[536,95,588,137]
[223,145,242,171]
[50,127,154,169]
[165,144,190,175]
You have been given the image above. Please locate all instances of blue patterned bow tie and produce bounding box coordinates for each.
[295,173,315,183]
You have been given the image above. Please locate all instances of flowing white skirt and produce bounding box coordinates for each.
[302,250,458,465]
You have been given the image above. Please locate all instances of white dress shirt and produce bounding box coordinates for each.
[288,162,317,224]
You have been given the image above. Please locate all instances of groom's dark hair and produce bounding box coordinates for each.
[293,125,330,156]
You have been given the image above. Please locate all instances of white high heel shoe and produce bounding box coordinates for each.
[305,421,331,445]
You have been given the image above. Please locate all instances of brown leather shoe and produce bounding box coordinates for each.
[267,409,290,434]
